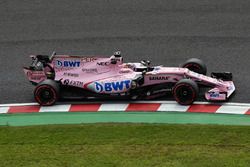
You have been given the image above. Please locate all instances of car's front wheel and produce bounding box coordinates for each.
[181,58,207,75]
[34,80,60,106]
[172,79,198,105]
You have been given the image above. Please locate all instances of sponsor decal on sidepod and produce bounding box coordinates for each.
[89,80,131,93]
[63,72,79,77]
[97,61,110,66]
[82,68,98,73]
[64,79,84,87]
[56,60,81,68]
[149,76,169,80]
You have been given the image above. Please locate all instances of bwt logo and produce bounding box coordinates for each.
[95,80,131,92]
[209,92,220,98]
[56,60,80,67]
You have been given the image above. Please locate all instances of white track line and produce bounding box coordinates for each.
[39,105,71,112]
[0,107,9,114]
[216,106,250,114]
[0,101,250,107]
[0,103,38,107]
[98,103,129,112]
[157,103,190,112]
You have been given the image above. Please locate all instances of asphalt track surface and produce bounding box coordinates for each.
[0,0,249,104]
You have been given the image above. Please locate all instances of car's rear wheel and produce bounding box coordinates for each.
[181,58,207,75]
[34,80,60,106]
[172,79,198,105]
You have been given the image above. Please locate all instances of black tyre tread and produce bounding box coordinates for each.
[36,79,59,92]
[181,58,207,75]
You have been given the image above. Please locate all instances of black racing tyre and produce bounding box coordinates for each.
[34,79,60,106]
[181,58,207,75]
[172,79,199,105]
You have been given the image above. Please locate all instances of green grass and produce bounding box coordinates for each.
[0,124,250,167]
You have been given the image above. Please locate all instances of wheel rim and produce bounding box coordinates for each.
[35,85,57,105]
[174,84,195,105]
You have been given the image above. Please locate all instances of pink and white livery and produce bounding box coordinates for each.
[23,51,235,106]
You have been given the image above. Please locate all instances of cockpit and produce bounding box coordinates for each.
[123,60,155,72]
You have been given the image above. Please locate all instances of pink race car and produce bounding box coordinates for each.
[23,51,235,106]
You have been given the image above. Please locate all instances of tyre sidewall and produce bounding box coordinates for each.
[34,80,59,106]
[173,79,198,105]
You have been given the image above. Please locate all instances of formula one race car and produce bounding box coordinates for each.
[23,51,235,106]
